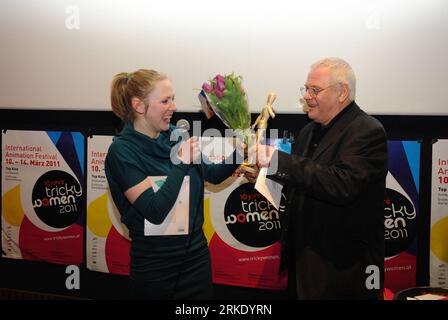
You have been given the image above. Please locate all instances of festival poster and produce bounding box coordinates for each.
[384,140,420,292]
[430,140,448,289]
[86,135,130,275]
[2,130,84,265]
[204,137,289,290]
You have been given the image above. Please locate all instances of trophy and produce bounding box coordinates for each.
[252,92,276,144]
[240,92,276,173]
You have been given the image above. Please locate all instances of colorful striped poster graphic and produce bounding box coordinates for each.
[86,135,130,275]
[384,140,420,292]
[2,130,84,265]
[430,140,448,289]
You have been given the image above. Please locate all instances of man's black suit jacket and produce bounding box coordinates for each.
[271,102,388,299]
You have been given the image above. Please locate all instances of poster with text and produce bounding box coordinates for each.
[384,140,420,292]
[2,130,84,265]
[430,139,448,289]
[204,137,289,290]
[86,135,130,275]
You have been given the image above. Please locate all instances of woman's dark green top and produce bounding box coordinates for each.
[105,122,238,279]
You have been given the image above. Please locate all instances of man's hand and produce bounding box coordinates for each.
[255,143,276,168]
[243,164,260,184]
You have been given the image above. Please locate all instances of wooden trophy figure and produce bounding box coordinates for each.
[252,92,276,144]
[240,92,277,173]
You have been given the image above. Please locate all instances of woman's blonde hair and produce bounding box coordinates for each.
[110,69,168,122]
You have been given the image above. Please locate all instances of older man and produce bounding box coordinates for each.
[252,58,388,299]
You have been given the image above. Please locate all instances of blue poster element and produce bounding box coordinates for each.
[402,141,420,192]
[47,131,62,146]
[387,140,420,258]
[55,132,84,185]
[72,132,85,175]
[267,138,292,155]
[388,141,419,213]
[46,131,85,182]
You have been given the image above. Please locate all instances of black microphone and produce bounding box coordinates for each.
[174,119,191,145]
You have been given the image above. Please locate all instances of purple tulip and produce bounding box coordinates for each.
[202,82,213,93]
[214,74,225,83]
[214,87,223,98]
[216,79,225,91]
[214,75,226,91]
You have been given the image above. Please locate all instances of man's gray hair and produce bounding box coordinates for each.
[311,57,356,101]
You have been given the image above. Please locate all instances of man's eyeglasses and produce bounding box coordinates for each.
[300,83,339,98]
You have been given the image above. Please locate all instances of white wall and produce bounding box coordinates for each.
[1,0,447,114]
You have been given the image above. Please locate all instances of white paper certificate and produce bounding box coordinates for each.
[144,176,189,236]
[255,167,283,210]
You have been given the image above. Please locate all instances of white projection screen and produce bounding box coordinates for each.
[1,0,447,114]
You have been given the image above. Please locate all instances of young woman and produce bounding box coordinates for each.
[105,69,240,299]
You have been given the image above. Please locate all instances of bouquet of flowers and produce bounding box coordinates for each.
[201,73,251,142]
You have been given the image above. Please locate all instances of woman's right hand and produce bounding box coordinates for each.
[177,136,200,164]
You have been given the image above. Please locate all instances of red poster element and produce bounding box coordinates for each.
[210,233,287,290]
[384,252,416,293]
[105,226,130,275]
[19,215,83,265]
